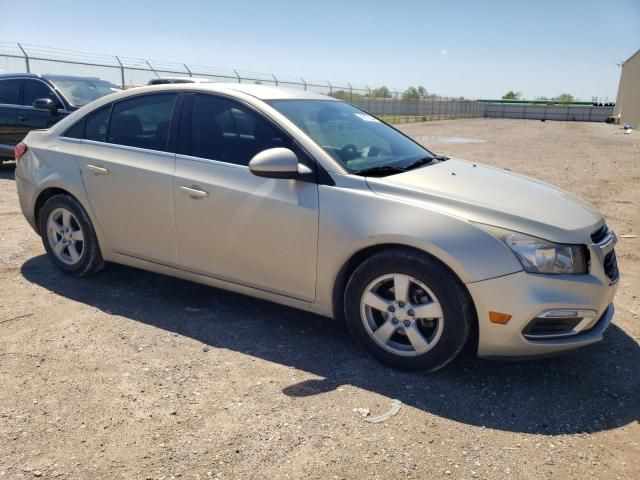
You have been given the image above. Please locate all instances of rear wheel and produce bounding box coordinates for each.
[344,248,474,371]
[38,194,104,276]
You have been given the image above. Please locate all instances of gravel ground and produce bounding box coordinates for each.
[0,119,638,480]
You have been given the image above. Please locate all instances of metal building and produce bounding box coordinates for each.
[614,49,640,128]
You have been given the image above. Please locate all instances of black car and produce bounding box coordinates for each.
[0,73,121,161]
[147,77,214,85]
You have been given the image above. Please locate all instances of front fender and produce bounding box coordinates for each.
[314,181,522,315]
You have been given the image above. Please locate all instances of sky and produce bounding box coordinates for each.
[0,0,638,100]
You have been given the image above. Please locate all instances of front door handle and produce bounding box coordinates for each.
[18,115,28,122]
[86,164,110,175]
[179,185,209,198]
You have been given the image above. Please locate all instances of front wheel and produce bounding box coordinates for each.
[344,248,474,371]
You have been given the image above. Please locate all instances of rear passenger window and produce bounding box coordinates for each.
[85,106,111,142]
[107,94,176,151]
[188,94,286,165]
[0,79,21,105]
[63,119,84,139]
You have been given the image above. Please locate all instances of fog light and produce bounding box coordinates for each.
[523,308,597,339]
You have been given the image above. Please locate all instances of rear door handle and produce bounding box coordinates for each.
[18,115,28,122]
[179,185,209,198]
[86,164,110,175]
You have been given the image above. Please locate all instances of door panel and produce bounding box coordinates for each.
[81,141,177,265]
[80,142,178,264]
[0,78,26,155]
[174,157,319,301]
[24,108,68,130]
[0,106,28,157]
[77,92,180,264]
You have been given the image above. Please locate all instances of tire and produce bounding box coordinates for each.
[38,194,105,276]
[344,248,474,371]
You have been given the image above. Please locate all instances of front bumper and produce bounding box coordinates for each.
[468,269,618,358]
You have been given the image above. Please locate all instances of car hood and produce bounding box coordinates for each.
[366,158,603,244]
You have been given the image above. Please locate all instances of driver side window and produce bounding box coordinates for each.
[24,80,63,109]
[188,94,288,166]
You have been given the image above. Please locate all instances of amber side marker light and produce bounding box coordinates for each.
[489,311,512,324]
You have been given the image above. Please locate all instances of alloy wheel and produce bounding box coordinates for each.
[360,273,444,356]
[46,207,85,265]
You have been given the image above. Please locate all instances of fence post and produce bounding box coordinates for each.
[348,83,353,103]
[272,74,279,86]
[115,56,125,89]
[413,96,417,121]
[366,86,371,112]
[146,60,159,78]
[17,43,30,73]
[394,90,399,122]
[183,64,192,77]
[301,78,307,91]
[232,69,241,83]
[327,81,332,96]
[381,91,386,119]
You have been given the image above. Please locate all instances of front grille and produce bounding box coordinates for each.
[604,250,619,283]
[591,224,609,244]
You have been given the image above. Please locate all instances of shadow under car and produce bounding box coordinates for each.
[20,254,640,436]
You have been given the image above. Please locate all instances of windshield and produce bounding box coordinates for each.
[267,99,433,175]
[49,78,122,107]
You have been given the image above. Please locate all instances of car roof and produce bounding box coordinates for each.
[0,72,116,83]
[0,72,46,80]
[130,82,338,101]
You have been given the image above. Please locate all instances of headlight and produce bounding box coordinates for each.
[477,225,588,274]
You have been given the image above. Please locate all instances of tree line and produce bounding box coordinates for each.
[329,85,464,101]
[502,90,575,103]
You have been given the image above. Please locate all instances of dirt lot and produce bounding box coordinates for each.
[1,119,638,480]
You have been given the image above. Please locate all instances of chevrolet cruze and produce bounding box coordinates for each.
[14,84,619,370]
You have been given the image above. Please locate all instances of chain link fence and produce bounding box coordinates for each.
[0,42,483,123]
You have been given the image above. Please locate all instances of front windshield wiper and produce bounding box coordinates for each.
[402,156,437,171]
[353,165,406,177]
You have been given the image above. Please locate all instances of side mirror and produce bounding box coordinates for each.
[249,147,311,179]
[32,98,58,114]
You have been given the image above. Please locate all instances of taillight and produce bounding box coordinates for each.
[15,142,27,165]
